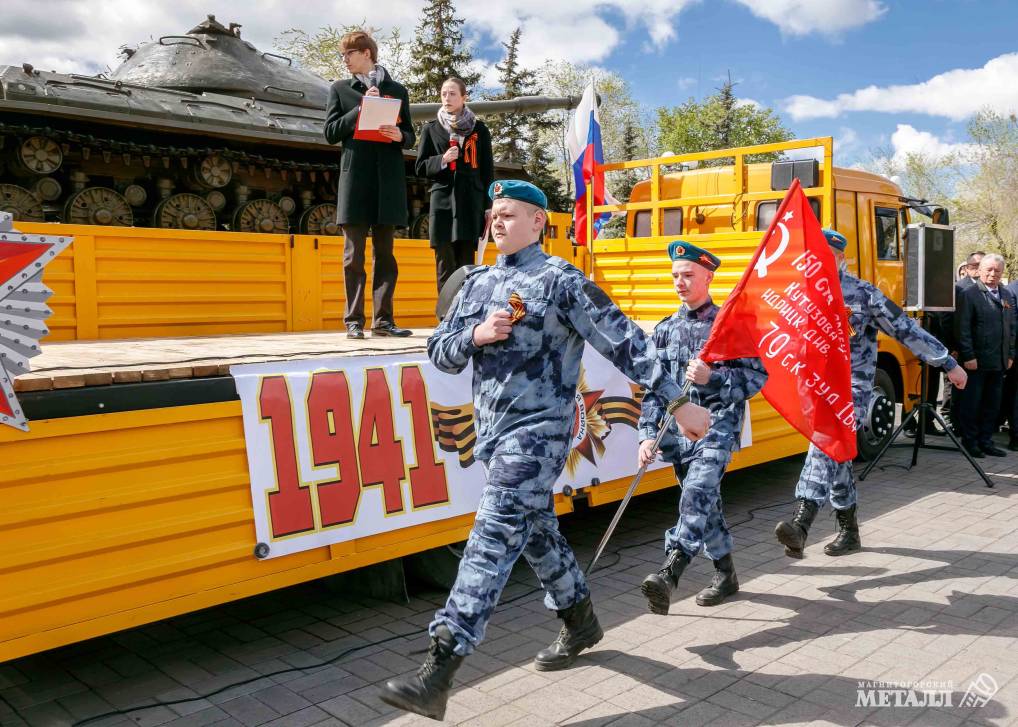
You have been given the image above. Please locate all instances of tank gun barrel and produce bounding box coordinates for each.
[410,95,584,117]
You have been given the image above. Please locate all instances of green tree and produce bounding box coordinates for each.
[486,28,536,164]
[274,24,412,81]
[405,0,480,102]
[656,78,793,166]
[954,111,1018,275]
[534,62,651,204]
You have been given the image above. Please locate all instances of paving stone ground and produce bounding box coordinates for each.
[3,435,1018,727]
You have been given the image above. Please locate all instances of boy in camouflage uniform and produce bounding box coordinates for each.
[638,241,767,614]
[380,180,711,721]
[774,228,968,558]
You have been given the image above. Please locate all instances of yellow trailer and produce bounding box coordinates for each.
[2,138,927,662]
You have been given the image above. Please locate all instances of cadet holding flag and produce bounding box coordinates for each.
[774,228,969,558]
[379,180,711,721]
[638,242,766,613]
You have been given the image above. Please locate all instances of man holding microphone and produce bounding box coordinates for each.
[324,31,415,340]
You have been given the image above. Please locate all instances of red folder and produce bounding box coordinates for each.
[353,97,398,142]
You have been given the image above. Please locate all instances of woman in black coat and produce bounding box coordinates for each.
[415,77,495,295]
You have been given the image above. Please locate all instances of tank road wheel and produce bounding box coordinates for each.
[298,203,340,235]
[154,193,216,230]
[234,199,287,234]
[409,213,429,240]
[193,154,233,189]
[0,183,44,222]
[17,136,63,175]
[63,187,133,227]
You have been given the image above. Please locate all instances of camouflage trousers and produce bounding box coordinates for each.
[430,453,589,656]
[794,443,857,510]
[665,446,734,560]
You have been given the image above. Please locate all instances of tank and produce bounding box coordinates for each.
[0,15,581,236]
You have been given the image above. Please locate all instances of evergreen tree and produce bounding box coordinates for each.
[405,0,480,102]
[487,28,537,163]
[525,139,568,212]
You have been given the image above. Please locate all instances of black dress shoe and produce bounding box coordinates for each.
[346,324,365,339]
[982,445,1007,457]
[966,444,985,458]
[372,322,412,337]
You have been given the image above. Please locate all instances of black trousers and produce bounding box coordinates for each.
[958,368,1004,449]
[434,240,476,296]
[342,224,397,328]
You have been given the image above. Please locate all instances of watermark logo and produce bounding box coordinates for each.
[959,673,998,708]
[856,674,997,709]
[856,680,953,708]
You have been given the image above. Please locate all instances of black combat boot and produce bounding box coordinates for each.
[640,549,690,615]
[534,595,604,671]
[695,553,739,606]
[379,625,464,721]
[774,498,820,558]
[824,504,862,556]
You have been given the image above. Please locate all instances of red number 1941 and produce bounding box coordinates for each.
[258,365,450,538]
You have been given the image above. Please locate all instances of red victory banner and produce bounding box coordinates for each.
[699,179,856,461]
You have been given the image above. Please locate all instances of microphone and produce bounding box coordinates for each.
[367,68,380,89]
[449,133,461,172]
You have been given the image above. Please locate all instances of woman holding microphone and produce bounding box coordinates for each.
[416,77,495,296]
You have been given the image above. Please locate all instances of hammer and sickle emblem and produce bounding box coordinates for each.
[754,221,790,279]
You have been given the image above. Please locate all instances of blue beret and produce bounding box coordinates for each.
[822,228,848,251]
[667,240,721,271]
[488,179,547,210]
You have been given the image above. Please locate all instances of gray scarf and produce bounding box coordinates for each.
[354,64,388,89]
[437,105,476,138]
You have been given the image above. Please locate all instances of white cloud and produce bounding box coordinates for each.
[735,97,762,110]
[676,76,697,90]
[887,124,976,164]
[0,0,886,82]
[732,0,886,37]
[784,52,1018,121]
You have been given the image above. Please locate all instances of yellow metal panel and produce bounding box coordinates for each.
[71,235,98,339]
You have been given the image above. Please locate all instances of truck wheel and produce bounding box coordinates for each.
[856,368,897,461]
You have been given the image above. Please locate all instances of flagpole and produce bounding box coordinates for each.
[585,383,690,575]
[585,180,595,280]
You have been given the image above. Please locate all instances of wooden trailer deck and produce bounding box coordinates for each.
[13,329,436,393]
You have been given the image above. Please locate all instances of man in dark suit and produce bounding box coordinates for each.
[944,250,987,431]
[954,253,1016,457]
[957,250,985,290]
[324,31,415,339]
[1005,275,1018,450]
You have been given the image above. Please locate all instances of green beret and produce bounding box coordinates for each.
[488,179,548,210]
[822,228,848,251]
[667,240,721,271]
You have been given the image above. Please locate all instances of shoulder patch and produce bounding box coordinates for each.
[547,255,576,272]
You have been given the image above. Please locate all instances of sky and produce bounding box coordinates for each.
[2,0,1017,167]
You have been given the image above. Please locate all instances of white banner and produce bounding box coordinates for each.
[232,345,684,559]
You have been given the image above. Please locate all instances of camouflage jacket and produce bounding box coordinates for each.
[638,300,767,459]
[428,242,683,464]
[842,271,957,411]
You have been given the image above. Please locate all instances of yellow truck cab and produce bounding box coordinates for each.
[592,137,928,459]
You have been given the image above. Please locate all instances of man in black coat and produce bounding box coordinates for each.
[324,31,415,339]
[954,253,1016,457]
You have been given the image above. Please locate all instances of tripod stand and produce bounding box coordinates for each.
[859,331,993,487]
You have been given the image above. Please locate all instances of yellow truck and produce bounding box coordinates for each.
[1,137,927,662]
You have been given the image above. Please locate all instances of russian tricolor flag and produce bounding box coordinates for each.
[567,82,617,246]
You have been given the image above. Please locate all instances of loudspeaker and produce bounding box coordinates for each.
[770,159,819,191]
[904,223,955,312]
